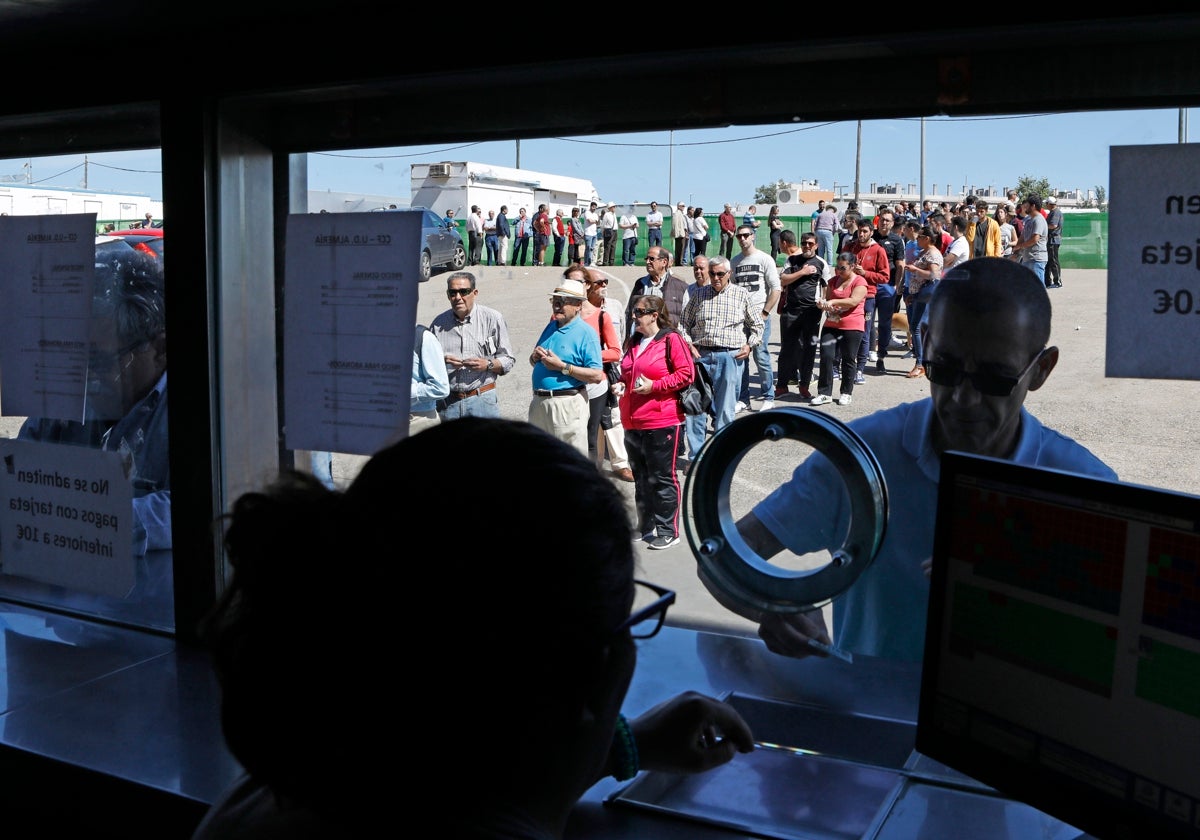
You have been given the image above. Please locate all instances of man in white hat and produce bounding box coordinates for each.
[672,201,690,267]
[1044,195,1063,288]
[528,277,605,453]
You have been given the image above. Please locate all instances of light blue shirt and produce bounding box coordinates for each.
[411,326,450,413]
[531,315,602,391]
[752,399,1117,662]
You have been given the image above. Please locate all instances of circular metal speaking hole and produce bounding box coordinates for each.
[683,407,888,623]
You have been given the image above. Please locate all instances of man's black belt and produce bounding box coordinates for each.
[534,387,585,397]
[696,345,740,352]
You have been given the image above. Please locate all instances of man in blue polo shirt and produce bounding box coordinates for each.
[528,277,605,454]
[734,258,1116,663]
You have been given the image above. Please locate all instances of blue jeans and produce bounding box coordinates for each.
[1028,260,1047,285]
[648,228,663,248]
[816,229,834,263]
[585,234,597,265]
[687,349,742,459]
[623,238,637,265]
[739,317,774,402]
[855,297,876,373]
[910,289,933,366]
[874,288,896,359]
[485,234,499,265]
[438,389,501,420]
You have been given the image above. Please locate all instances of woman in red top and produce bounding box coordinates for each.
[615,295,694,550]
[810,252,868,407]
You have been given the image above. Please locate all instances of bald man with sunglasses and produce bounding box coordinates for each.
[734,258,1116,664]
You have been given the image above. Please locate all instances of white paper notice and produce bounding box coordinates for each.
[0,213,97,418]
[283,211,421,455]
[1109,145,1200,380]
[0,438,135,598]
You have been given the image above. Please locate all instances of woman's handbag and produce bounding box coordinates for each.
[664,331,713,416]
[600,311,622,408]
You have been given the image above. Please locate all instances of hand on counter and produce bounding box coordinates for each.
[629,690,755,775]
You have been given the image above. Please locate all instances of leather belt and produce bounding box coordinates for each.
[443,382,495,406]
[534,387,584,397]
[696,345,739,353]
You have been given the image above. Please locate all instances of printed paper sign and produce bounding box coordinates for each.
[0,214,97,418]
[1108,145,1200,379]
[0,438,135,598]
[283,211,421,455]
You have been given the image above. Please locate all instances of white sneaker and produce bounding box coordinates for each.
[760,400,776,411]
[837,393,853,406]
[810,394,832,406]
[734,401,747,413]
[868,351,878,362]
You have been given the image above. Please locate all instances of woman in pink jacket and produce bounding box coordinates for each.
[615,295,694,550]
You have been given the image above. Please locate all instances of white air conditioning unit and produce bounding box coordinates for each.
[428,163,452,177]
[777,188,795,204]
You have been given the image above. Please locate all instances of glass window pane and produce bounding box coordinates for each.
[0,150,171,631]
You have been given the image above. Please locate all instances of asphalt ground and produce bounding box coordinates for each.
[397,260,1200,639]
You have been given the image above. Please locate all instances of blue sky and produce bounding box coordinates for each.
[3,108,1191,209]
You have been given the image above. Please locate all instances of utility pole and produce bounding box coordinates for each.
[83,155,88,189]
[854,121,862,204]
[515,139,521,169]
[668,130,674,206]
[1180,108,1189,143]
[919,118,926,209]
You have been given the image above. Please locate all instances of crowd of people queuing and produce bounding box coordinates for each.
[414,190,1061,548]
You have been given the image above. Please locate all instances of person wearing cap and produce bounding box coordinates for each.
[1044,195,1063,288]
[672,201,691,267]
[584,201,601,267]
[813,201,840,263]
[645,201,664,249]
[619,207,640,267]
[528,277,605,453]
[1009,194,1049,286]
[601,201,619,266]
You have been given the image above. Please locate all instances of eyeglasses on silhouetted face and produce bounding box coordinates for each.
[632,308,656,317]
[612,579,676,640]
[924,348,1048,397]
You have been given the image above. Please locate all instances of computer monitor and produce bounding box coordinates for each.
[918,452,1200,840]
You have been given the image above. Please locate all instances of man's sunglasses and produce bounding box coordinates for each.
[447,288,474,298]
[925,348,1048,397]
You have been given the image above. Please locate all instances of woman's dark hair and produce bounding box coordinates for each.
[835,251,858,268]
[625,295,671,349]
[203,418,635,813]
[692,206,703,218]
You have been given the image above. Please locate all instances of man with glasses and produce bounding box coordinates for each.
[775,230,831,401]
[734,259,1115,664]
[730,224,781,412]
[624,246,687,335]
[679,255,763,464]
[528,277,605,453]
[431,271,515,420]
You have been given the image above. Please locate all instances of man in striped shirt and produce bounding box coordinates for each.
[679,255,763,464]
[430,271,515,420]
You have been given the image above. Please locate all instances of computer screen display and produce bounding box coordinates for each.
[918,452,1200,840]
